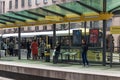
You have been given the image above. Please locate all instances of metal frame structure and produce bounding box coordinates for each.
[0,0,119,65]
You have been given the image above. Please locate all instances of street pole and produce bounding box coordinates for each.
[53,24,56,48]
[18,27,21,60]
[110,35,113,67]
[102,0,107,66]
[84,22,87,40]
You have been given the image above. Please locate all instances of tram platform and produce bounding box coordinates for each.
[0,57,120,80]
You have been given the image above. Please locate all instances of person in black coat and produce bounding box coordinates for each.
[27,40,31,59]
[53,42,61,64]
[81,39,89,66]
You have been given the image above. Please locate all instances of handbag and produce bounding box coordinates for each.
[52,49,56,56]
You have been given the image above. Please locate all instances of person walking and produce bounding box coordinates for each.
[31,39,38,60]
[81,39,89,66]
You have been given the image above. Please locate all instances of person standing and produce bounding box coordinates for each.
[27,40,31,59]
[39,39,45,60]
[3,41,7,56]
[53,41,61,64]
[14,41,18,56]
[81,39,89,66]
[31,39,38,60]
[9,41,14,56]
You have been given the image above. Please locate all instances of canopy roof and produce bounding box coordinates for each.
[0,0,120,28]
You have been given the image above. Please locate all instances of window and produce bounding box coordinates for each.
[3,30,6,34]
[52,0,56,3]
[35,26,39,31]
[28,0,32,6]
[28,26,35,31]
[61,0,66,2]
[43,0,48,4]
[15,0,18,9]
[35,0,40,5]
[39,26,43,31]
[14,28,18,33]
[24,27,28,31]
[28,27,31,31]
[9,1,12,9]
[47,26,52,30]
[0,2,2,14]
[21,0,25,8]
[3,1,5,13]
[8,29,12,33]
[21,27,24,32]
[43,26,47,31]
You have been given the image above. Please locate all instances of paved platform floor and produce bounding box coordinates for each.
[0,56,120,80]
[0,77,14,80]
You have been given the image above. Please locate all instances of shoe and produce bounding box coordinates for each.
[86,65,89,67]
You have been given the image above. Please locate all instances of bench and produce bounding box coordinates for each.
[62,51,77,60]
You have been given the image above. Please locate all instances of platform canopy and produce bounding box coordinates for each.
[0,0,120,28]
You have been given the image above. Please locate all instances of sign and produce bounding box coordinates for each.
[20,49,27,59]
[73,30,82,46]
[89,29,99,44]
[110,26,120,34]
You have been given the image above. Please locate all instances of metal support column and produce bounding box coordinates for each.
[103,20,107,66]
[102,0,107,66]
[0,36,2,58]
[90,21,92,28]
[110,35,113,67]
[68,22,71,49]
[84,22,87,40]
[68,22,71,61]
[53,24,56,48]
[18,27,21,60]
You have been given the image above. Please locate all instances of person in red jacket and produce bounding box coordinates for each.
[31,39,38,60]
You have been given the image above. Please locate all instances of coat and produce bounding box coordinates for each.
[31,41,38,55]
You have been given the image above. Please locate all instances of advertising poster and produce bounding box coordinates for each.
[89,29,99,44]
[20,49,27,59]
[73,30,82,46]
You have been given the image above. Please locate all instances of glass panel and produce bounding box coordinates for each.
[29,8,59,16]
[0,20,6,23]
[0,16,15,22]
[5,13,28,20]
[107,0,120,11]
[80,0,103,11]
[43,5,74,15]
[59,1,98,15]
[16,11,43,19]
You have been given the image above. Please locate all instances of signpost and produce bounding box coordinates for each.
[110,26,120,34]
[89,29,99,44]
